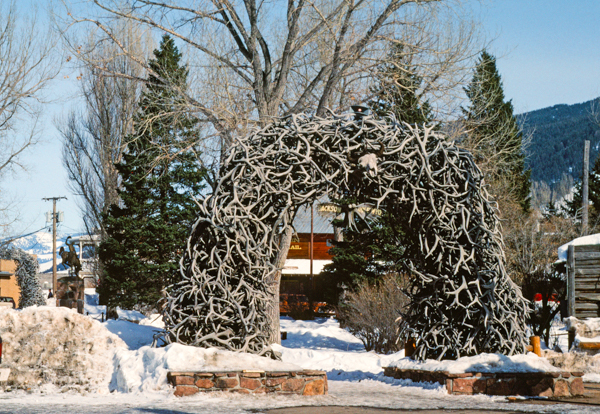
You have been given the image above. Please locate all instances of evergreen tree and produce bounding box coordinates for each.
[369,45,433,125]
[566,153,600,222]
[98,35,206,311]
[565,181,583,219]
[321,46,431,305]
[462,50,531,213]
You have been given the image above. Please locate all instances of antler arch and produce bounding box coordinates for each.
[163,112,529,360]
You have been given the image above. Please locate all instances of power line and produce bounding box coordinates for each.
[0,226,51,247]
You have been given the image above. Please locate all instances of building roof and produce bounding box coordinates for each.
[292,197,335,234]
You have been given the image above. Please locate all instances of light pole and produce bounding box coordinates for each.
[42,196,67,303]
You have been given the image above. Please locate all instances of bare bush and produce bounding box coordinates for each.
[337,274,408,354]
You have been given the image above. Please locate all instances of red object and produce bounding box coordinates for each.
[534,293,558,302]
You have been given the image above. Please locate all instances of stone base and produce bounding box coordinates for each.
[167,370,328,397]
[383,367,584,397]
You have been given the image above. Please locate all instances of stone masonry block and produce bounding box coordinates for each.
[266,378,286,387]
[174,385,199,397]
[215,377,239,389]
[195,378,215,389]
[530,377,554,397]
[486,378,514,396]
[553,379,570,397]
[282,378,305,392]
[570,377,585,396]
[452,378,486,394]
[240,377,262,390]
[303,379,326,395]
[174,375,195,386]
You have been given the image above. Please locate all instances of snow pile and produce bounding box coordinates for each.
[272,318,407,383]
[139,313,165,329]
[110,343,302,394]
[565,316,600,339]
[0,306,125,393]
[387,352,561,373]
[544,350,600,381]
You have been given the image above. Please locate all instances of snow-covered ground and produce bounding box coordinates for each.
[0,291,597,413]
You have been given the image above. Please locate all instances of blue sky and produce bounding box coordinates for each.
[479,0,600,113]
[4,0,600,236]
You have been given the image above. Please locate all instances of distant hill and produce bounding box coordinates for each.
[520,98,600,184]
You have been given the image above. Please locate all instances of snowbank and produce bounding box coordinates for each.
[111,343,302,394]
[0,306,124,392]
[387,352,561,374]
[557,233,600,261]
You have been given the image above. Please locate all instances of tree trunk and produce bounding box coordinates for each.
[266,224,294,345]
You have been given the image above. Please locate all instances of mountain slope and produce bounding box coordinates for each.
[520,98,600,184]
[8,230,82,273]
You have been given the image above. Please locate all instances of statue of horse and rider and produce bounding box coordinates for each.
[59,236,82,277]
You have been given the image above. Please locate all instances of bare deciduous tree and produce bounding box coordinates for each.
[59,0,480,171]
[0,2,59,238]
[57,21,152,238]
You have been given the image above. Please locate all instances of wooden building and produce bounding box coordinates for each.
[281,206,335,298]
[566,242,600,318]
[0,259,20,307]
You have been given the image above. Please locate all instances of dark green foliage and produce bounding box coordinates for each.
[521,98,600,184]
[321,48,431,305]
[98,35,206,311]
[543,201,564,220]
[564,181,583,219]
[321,209,406,305]
[462,50,531,212]
[369,44,433,125]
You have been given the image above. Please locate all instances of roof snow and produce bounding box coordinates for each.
[558,233,600,262]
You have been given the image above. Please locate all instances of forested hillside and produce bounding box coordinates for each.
[521,98,600,184]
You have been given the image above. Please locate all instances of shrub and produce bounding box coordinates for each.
[521,269,566,346]
[337,274,408,354]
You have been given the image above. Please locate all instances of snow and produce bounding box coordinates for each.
[0,291,599,413]
[557,233,600,261]
[565,316,600,335]
[388,352,561,373]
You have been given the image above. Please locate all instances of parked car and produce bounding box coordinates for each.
[0,297,16,309]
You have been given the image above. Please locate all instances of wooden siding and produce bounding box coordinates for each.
[0,259,20,307]
[567,244,600,318]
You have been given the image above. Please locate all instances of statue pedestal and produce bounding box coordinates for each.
[56,276,85,314]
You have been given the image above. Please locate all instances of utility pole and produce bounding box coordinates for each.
[42,196,67,302]
[582,140,590,235]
